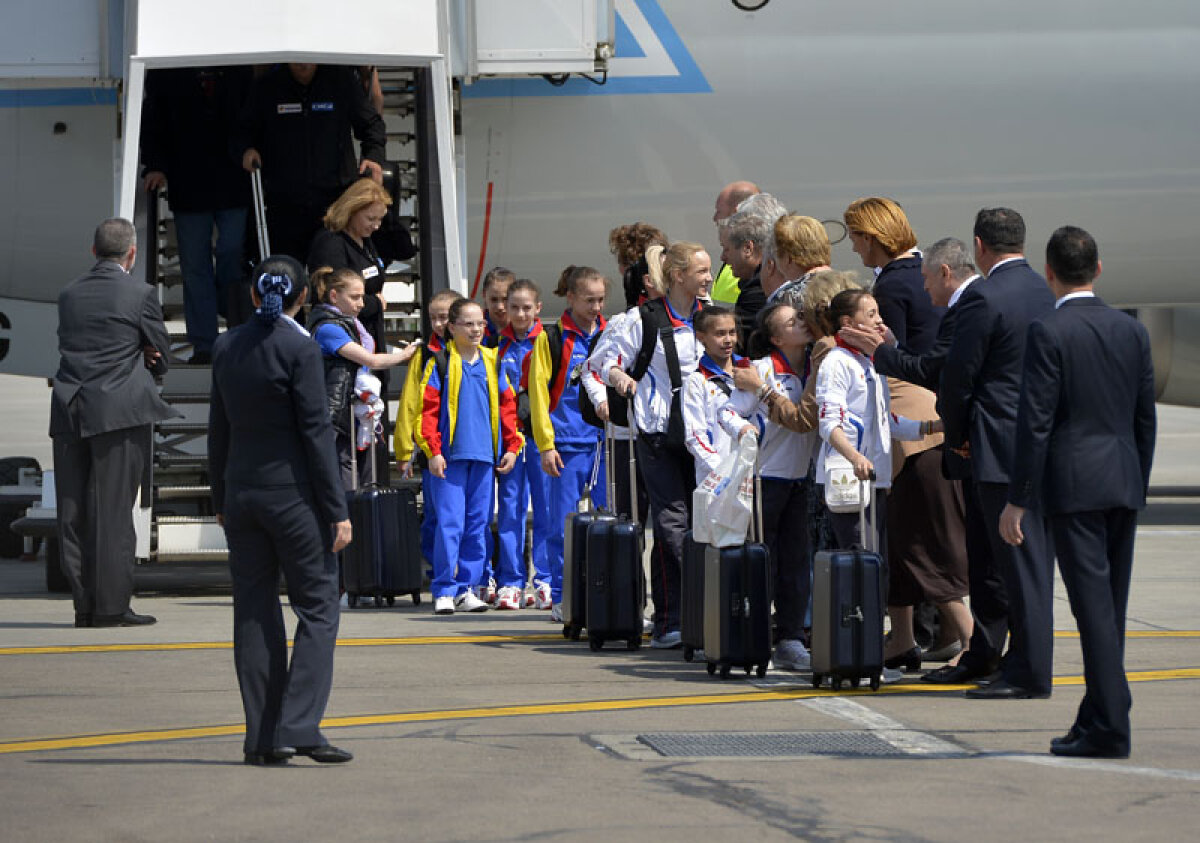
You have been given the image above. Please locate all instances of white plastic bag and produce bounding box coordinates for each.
[707,434,758,548]
[823,450,870,513]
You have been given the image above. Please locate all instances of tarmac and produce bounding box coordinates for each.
[1,373,1197,842]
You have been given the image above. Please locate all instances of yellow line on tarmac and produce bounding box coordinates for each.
[0,632,563,656]
[1,629,1195,657]
[0,667,1196,757]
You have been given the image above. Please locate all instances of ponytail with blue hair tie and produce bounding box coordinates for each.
[255,271,294,325]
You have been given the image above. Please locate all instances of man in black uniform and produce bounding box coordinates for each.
[50,219,179,627]
[235,63,386,262]
[1001,226,1155,758]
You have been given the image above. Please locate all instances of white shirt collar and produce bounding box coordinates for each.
[986,256,1023,277]
[1055,290,1096,309]
[947,274,980,309]
[280,312,310,336]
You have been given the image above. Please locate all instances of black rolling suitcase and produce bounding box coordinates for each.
[811,476,884,691]
[584,423,646,651]
[561,444,609,640]
[342,411,423,608]
[704,470,772,679]
[681,530,707,662]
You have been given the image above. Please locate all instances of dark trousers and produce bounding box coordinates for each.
[636,434,693,636]
[827,491,889,559]
[266,200,327,265]
[761,478,811,642]
[976,481,1055,694]
[52,425,148,616]
[224,486,340,753]
[961,478,1010,671]
[1052,508,1137,750]
[611,438,650,526]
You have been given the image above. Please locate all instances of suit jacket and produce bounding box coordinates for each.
[208,317,347,526]
[1008,296,1156,514]
[873,254,943,354]
[937,258,1055,484]
[50,261,177,438]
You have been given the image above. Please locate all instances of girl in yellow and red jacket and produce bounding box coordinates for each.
[416,299,523,615]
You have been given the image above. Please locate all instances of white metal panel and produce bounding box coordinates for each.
[0,0,102,78]
[472,0,599,75]
[135,0,441,65]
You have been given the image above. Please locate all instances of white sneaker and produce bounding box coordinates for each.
[642,618,654,634]
[524,588,536,608]
[880,666,904,684]
[772,639,811,672]
[433,596,455,615]
[487,577,497,604]
[549,602,563,623]
[650,630,682,649]
[533,582,553,610]
[455,591,489,613]
[495,586,521,611]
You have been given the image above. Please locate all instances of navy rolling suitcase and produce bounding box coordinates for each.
[811,476,884,691]
[561,444,609,640]
[703,471,772,679]
[584,423,645,651]
[342,413,423,608]
[681,531,707,662]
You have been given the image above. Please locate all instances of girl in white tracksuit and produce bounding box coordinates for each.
[815,289,941,555]
[682,305,744,485]
[604,242,710,647]
[720,302,817,665]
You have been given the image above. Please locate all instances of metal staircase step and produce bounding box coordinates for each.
[157,453,208,470]
[160,392,211,404]
[156,484,212,501]
[154,515,227,562]
[158,422,209,436]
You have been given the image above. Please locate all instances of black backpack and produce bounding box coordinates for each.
[514,324,563,434]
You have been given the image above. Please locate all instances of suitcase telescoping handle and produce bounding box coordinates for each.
[250,165,270,261]
[857,469,877,554]
[626,397,639,528]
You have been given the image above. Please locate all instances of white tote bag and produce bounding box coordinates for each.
[707,435,758,548]
[823,450,871,513]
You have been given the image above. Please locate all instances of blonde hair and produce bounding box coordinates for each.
[322,178,393,232]
[311,266,364,304]
[774,215,830,271]
[800,269,863,337]
[843,197,917,258]
[646,241,706,294]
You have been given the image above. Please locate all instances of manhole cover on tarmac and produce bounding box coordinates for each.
[636,731,906,759]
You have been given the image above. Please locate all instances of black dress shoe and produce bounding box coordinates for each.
[921,662,992,685]
[975,669,1003,686]
[965,680,1050,700]
[74,613,92,628]
[1050,736,1129,759]
[243,749,292,766]
[1050,727,1082,749]
[92,611,157,627]
[294,744,353,763]
[884,646,922,672]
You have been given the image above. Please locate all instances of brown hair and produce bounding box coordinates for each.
[553,265,608,297]
[322,178,392,232]
[608,222,668,271]
[311,266,364,304]
[843,197,917,258]
[427,289,462,311]
[507,278,541,302]
[448,297,481,325]
[822,289,874,335]
[481,266,516,293]
[801,269,863,337]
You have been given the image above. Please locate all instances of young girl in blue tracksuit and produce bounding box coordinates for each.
[491,278,552,610]
[720,302,818,671]
[527,266,609,621]
[417,298,523,615]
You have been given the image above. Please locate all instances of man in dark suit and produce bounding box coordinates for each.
[50,219,178,627]
[1000,226,1155,757]
[937,208,1056,699]
[209,257,353,765]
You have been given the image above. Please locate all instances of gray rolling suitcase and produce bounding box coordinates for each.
[811,477,885,691]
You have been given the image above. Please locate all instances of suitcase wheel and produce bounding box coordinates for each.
[588,637,603,652]
[626,638,640,651]
[756,663,767,679]
[869,674,881,692]
[569,626,582,642]
[410,590,422,606]
[849,676,861,689]
[812,672,824,689]
[346,592,358,609]
[719,664,732,680]
[744,665,751,676]
[832,676,845,691]
[706,662,716,676]
[385,594,395,608]
[562,624,573,640]
[683,645,694,662]
[374,594,384,608]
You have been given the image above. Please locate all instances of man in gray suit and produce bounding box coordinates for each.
[50,218,179,627]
